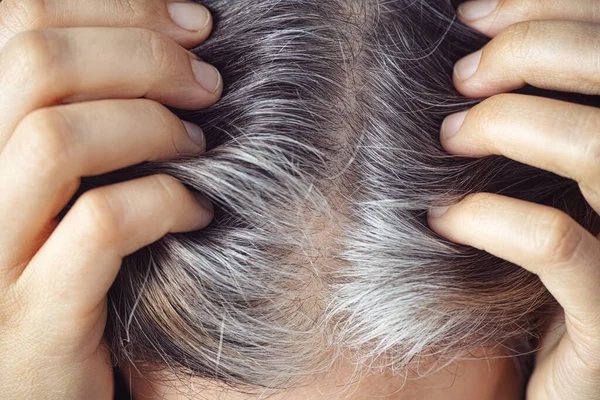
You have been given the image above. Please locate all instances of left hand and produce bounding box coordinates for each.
[428,1,600,399]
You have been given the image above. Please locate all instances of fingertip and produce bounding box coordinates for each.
[166,1,214,48]
[191,59,223,94]
[451,49,498,98]
[428,206,450,219]
[168,2,211,31]
[181,120,206,153]
[194,192,213,212]
[441,111,468,141]
[427,194,489,243]
[427,205,454,240]
[192,192,214,228]
[452,65,511,100]
[454,50,483,82]
[167,58,223,110]
[457,0,498,22]
[457,0,510,37]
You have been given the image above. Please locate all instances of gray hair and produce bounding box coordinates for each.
[68,0,599,393]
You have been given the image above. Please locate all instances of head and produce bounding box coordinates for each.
[70,0,599,397]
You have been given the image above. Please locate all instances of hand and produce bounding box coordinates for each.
[428,1,600,399]
[0,0,221,398]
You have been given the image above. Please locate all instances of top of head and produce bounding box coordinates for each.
[75,0,597,393]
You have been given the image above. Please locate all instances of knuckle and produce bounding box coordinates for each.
[119,0,153,24]
[0,0,46,33]
[136,28,177,75]
[14,108,71,177]
[3,30,57,85]
[534,210,582,265]
[501,20,537,61]
[74,190,121,247]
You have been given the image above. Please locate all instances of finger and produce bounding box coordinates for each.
[527,337,600,400]
[0,27,222,148]
[451,20,600,98]
[0,0,213,49]
[0,98,206,279]
[457,0,600,37]
[439,93,600,212]
[427,193,600,332]
[18,173,213,318]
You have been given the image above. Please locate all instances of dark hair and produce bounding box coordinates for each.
[67,0,600,392]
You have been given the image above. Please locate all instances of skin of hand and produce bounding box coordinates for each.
[429,0,600,399]
[0,0,222,399]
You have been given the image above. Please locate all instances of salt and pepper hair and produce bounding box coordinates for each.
[69,0,599,393]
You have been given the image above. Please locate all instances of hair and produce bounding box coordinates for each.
[64,0,600,394]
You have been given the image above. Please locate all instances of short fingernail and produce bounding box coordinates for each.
[168,2,211,32]
[429,206,450,218]
[193,192,214,212]
[191,59,222,93]
[458,0,498,21]
[454,49,483,81]
[182,121,205,151]
[441,111,468,139]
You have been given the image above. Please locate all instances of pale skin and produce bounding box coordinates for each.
[0,0,598,399]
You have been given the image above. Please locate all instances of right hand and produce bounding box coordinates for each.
[431,1,600,399]
[0,1,221,398]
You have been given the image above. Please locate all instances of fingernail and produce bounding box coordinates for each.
[429,206,450,218]
[458,0,498,21]
[441,111,468,139]
[454,49,482,81]
[193,192,214,212]
[182,121,205,151]
[191,59,222,93]
[168,2,211,32]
